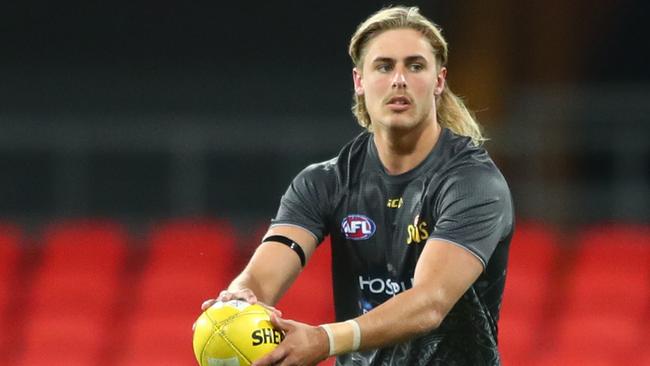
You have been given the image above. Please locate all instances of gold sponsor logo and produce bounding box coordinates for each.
[387,198,403,208]
[406,215,429,244]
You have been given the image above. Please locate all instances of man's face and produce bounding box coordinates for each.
[353,28,446,132]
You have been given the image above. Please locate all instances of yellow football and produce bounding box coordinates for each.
[193,300,283,366]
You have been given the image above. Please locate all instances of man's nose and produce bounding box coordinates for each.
[391,71,407,89]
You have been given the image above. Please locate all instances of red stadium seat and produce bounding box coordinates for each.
[17,313,110,366]
[498,315,539,365]
[574,223,650,256]
[563,268,649,317]
[26,219,128,311]
[499,221,560,364]
[118,314,197,366]
[636,347,650,366]
[539,313,643,365]
[16,349,99,366]
[117,218,237,365]
[503,221,560,309]
[531,349,623,366]
[564,224,650,318]
[572,224,650,281]
[134,218,237,313]
[144,218,237,277]
[537,224,650,365]
[16,219,128,366]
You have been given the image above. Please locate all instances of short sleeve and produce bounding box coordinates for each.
[271,161,337,244]
[428,165,513,268]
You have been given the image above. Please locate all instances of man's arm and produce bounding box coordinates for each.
[203,224,318,309]
[252,239,483,366]
[355,239,483,348]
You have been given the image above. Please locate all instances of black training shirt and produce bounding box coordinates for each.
[272,128,514,366]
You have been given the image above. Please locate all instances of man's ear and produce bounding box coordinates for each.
[353,68,364,96]
[434,67,447,96]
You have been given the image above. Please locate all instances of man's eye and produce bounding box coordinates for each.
[377,64,392,72]
[409,64,424,72]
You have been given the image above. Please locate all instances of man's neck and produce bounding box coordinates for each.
[373,121,441,176]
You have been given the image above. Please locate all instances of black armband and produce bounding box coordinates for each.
[262,235,306,267]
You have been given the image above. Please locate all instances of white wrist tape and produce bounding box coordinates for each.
[321,324,336,356]
[348,319,361,351]
[320,319,361,356]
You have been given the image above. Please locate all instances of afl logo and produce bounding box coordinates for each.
[341,215,376,240]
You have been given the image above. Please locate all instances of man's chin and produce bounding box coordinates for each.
[383,116,417,130]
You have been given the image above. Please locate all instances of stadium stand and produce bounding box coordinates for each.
[538,224,650,365]
[2,219,647,366]
[498,221,561,365]
[14,219,129,366]
[115,218,237,366]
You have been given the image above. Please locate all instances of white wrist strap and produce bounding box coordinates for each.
[348,319,361,351]
[321,324,336,356]
[320,319,361,356]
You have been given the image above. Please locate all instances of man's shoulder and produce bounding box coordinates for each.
[297,157,339,181]
[434,132,510,193]
[296,131,371,183]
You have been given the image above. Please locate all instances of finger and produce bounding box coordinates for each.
[267,305,283,318]
[251,345,288,366]
[237,289,258,303]
[269,312,293,332]
[217,290,233,302]
[220,289,257,304]
[201,299,217,311]
[257,302,283,318]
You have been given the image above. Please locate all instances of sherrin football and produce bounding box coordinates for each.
[193,300,284,366]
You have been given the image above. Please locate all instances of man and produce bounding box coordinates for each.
[203,6,514,366]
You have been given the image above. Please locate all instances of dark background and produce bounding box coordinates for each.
[1,0,648,227]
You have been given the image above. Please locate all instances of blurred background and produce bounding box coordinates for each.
[0,0,648,365]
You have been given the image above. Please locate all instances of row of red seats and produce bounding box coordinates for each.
[0,219,238,366]
[0,219,335,366]
[0,220,648,365]
[500,222,650,366]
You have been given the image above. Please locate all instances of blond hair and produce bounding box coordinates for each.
[348,6,485,145]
